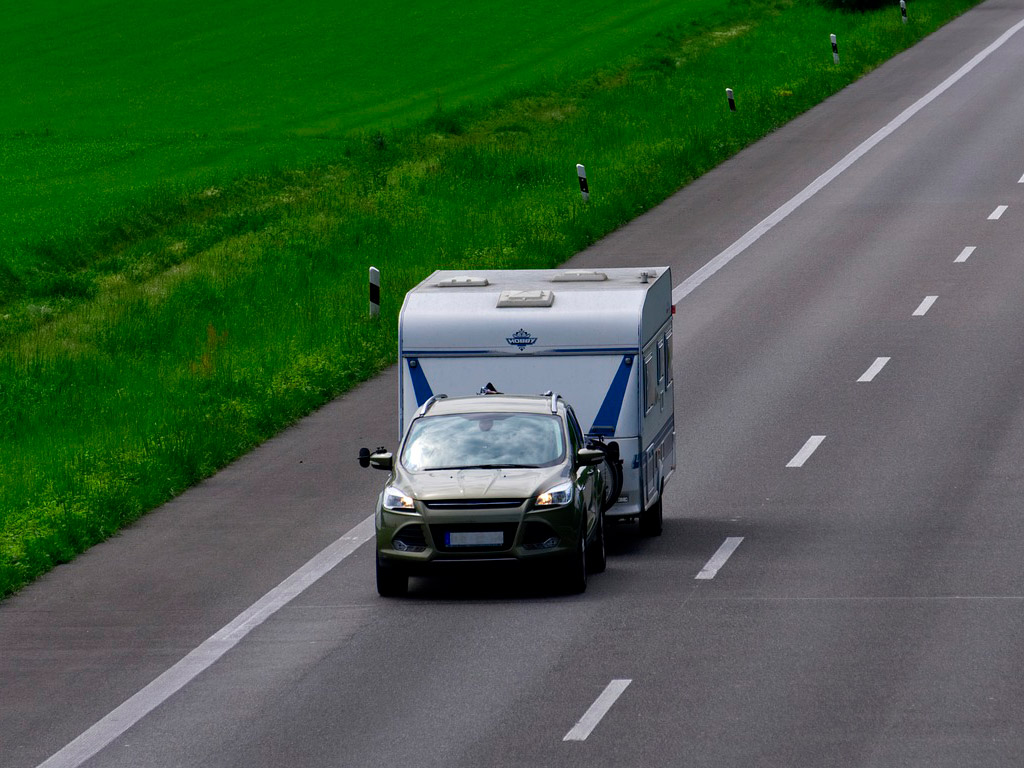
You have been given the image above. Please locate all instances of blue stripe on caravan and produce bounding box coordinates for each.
[589,355,634,437]
[551,347,636,355]
[406,358,433,406]
[402,350,491,356]
[402,348,636,357]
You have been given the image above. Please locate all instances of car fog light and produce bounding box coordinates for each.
[393,539,411,552]
[540,536,560,549]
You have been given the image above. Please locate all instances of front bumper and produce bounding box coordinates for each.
[376,500,581,568]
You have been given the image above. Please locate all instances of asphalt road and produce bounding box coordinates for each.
[5,2,1024,766]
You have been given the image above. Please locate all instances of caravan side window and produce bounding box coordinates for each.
[644,354,656,413]
[657,340,665,392]
[665,331,673,386]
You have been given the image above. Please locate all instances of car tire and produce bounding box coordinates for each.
[561,523,588,594]
[376,552,408,597]
[639,484,663,537]
[587,510,607,574]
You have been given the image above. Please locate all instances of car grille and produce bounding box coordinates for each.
[430,523,520,552]
[422,499,524,510]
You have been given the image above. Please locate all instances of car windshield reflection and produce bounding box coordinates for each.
[401,412,566,471]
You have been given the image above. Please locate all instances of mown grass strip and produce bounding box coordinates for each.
[0,0,739,290]
[0,0,983,596]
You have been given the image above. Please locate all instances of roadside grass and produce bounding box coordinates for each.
[0,0,982,596]
[1,0,738,306]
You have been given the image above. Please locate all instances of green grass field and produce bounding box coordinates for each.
[0,0,983,596]
[2,0,735,288]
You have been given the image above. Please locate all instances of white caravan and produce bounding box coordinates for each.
[397,267,675,533]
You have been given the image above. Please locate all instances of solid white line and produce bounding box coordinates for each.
[857,356,890,382]
[988,205,1008,220]
[787,435,826,468]
[695,537,745,580]
[36,516,376,768]
[563,679,632,741]
[671,15,1024,305]
[954,246,976,263]
[913,296,938,316]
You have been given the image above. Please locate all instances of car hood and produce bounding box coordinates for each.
[396,466,565,501]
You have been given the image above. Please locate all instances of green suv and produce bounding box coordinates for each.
[359,393,607,596]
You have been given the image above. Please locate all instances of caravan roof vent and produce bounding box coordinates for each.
[436,276,489,288]
[496,289,554,308]
[551,270,607,282]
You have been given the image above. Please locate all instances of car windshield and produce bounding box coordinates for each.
[401,412,566,471]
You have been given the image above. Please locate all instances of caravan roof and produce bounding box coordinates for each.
[400,267,671,354]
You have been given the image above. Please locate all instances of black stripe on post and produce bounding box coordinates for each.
[726,88,736,112]
[576,163,590,202]
[369,267,380,318]
[900,0,907,22]
[831,34,839,64]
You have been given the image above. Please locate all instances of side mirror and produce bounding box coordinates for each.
[359,447,394,470]
[369,451,394,471]
[576,448,605,467]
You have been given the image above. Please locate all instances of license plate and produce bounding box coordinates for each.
[446,531,504,547]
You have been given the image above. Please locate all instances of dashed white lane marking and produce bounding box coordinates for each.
[696,537,745,580]
[955,246,976,263]
[787,436,826,468]
[563,679,632,742]
[988,205,1008,220]
[1018,172,1024,183]
[670,15,1024,305]
[913,296,938,316]
[36,517,377,768]
[858,357,890,383]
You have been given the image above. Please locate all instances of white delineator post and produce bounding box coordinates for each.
[576,164,589,202]
[369,266,380,318]
[831,34,839,64]
[726,88,736,111]
[901,0,908,23]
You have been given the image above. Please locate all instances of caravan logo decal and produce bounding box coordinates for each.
[506,329,537,350]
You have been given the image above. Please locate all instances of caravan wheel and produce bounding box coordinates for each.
[639,483,664,537]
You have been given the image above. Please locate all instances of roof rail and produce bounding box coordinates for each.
[418,394,447,416]
[540,390,563,413]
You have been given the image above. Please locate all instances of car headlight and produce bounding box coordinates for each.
[535,481,573,507]
[383,486,415,512]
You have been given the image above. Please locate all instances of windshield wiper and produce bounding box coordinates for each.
[458,463,537,469]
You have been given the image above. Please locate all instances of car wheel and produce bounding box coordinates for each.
[639,484,663,537]
[376,552,408,597]
[587,509,607,574]
[561,523,588,594]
